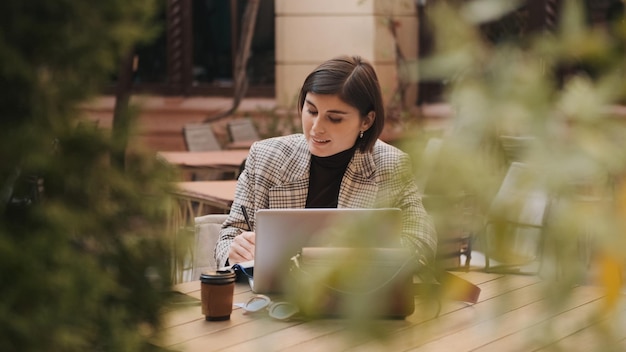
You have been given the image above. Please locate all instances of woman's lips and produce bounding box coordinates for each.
[312,138,330,144]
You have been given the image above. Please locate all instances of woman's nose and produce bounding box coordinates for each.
[311,118,325,134]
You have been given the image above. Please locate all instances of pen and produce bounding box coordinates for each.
[241,205,253,231]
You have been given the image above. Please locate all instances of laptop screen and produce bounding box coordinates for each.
[251,208,402,294]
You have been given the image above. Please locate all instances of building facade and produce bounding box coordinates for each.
[121,0,618,108]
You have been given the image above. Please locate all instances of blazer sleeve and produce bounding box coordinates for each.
[395,153,437,265]
[375,147,437,265]
[214,144,260,268]
[213,136,292,268]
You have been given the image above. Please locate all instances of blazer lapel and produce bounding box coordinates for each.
[338,148,378,208]
[268,137,311,208]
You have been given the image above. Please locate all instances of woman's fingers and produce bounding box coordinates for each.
[229,231,256,263]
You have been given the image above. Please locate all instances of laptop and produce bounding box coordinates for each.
[250,207,402,294]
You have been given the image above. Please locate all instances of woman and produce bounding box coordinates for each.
[214,55,436,268]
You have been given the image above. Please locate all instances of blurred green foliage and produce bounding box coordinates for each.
[0,1,178,351]
[401,0,626,343]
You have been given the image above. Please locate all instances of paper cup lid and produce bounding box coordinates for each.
[200,269,236,284]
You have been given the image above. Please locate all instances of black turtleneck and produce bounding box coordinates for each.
[306,145,356,208]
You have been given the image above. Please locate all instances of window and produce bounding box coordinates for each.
[110,0,275,96]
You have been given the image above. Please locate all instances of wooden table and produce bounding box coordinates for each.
[174,180,238,214]
[155,272,625,351]
[158,150,249,180]
[169,180,238,232]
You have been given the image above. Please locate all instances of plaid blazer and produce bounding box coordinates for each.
[214,134,436,268]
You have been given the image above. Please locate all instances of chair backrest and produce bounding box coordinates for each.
[183,123,222,151]
[191,214,228,280]
[416,137,443,193]
[499,135,534,165]
[483,161,550,269]
[489,162,548,227]
[227,118,260,143]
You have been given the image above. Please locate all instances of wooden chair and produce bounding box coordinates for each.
[416,137,443,193]
[499,135,535,165]
[182,123,227,180]
[227,118,260,144]
[183,123,222,152]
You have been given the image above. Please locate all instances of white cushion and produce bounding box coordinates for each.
[191,214,228,280]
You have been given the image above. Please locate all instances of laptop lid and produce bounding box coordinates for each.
[251,208,402,294]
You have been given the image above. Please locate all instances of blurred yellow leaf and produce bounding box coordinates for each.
[596,254,623,312]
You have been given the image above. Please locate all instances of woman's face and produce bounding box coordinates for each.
[301,93,373,157]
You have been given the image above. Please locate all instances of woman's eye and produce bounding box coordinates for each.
[328,116,342,123]
[306,109,318,115]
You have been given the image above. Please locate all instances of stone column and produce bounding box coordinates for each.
[274,0,418,108]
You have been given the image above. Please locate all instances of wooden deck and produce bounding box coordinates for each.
[154,272,625,351]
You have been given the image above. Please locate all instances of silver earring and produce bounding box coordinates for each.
[359,130,364,138]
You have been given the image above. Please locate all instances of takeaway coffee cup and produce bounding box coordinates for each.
[200,269,236,321]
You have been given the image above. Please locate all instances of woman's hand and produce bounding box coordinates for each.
[228,231,256,263]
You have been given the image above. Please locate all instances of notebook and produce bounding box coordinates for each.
[250,207,402,294]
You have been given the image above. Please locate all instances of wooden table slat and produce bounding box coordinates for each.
[475,297,607,351]
[532,299,626,352]
[411,286,606,351]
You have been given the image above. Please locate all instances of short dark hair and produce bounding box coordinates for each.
[297,55,385,152]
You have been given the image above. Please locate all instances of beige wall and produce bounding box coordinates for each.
[274,0,418,108]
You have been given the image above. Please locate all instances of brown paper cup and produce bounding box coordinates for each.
[200,269,236,321]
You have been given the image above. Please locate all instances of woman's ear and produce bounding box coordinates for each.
[362,111,375,131]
